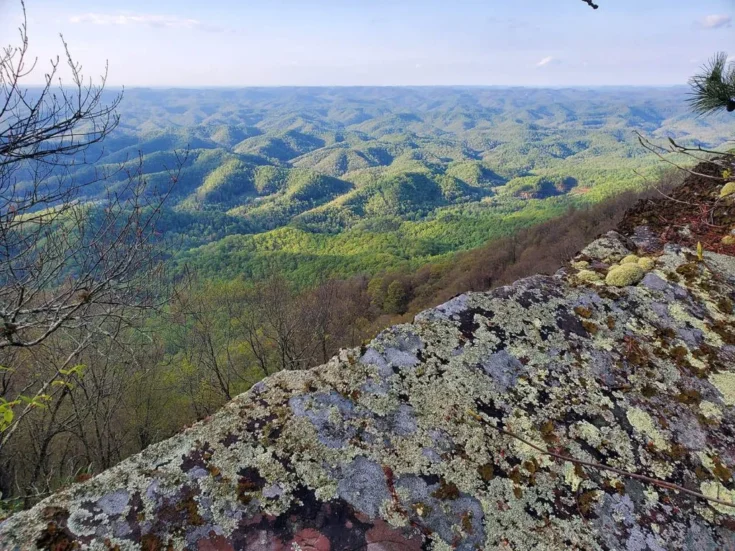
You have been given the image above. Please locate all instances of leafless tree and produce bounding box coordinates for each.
[255,274,320,371]
[168,273,254,409]
[305,279,340,364]
[0,3,182,352]
[0,0,182,491]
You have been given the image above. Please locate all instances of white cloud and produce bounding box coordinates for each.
[699,14,732,29]
[536,56,555,68]
[69,13,223,33]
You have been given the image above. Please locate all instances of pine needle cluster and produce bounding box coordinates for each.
[689,52,735,115]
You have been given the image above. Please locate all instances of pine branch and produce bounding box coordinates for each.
[688,52,735,115]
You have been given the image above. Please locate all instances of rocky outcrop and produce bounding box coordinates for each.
[2,166,735,549]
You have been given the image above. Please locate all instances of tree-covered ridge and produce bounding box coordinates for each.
[27,87,731,284]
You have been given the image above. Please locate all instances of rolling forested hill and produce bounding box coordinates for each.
[56,87,733,284]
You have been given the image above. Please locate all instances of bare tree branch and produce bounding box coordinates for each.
[634,131,734,181]
[0,2,183,492]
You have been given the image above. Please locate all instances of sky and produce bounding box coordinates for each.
[0,0,734,87]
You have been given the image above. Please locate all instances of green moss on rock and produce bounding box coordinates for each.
[605,263,645,286]
[621,254,640,265]
[576,269,602,283]
[637,257,656,271]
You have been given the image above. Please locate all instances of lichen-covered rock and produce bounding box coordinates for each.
[1,237,735,550]
[605,263,645,287]
[628,225,663,253]
[580,230,635,262]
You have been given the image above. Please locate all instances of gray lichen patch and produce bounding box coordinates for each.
[580,230,635,262]
[1,230,735,550]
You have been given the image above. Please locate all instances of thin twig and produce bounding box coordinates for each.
[631,169,693,206]
[467,410,735,510]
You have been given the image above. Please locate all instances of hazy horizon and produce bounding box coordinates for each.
[91,84,697,91]
[1,0,733,87]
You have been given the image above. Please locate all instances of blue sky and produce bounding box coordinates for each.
[1,0,733,87]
